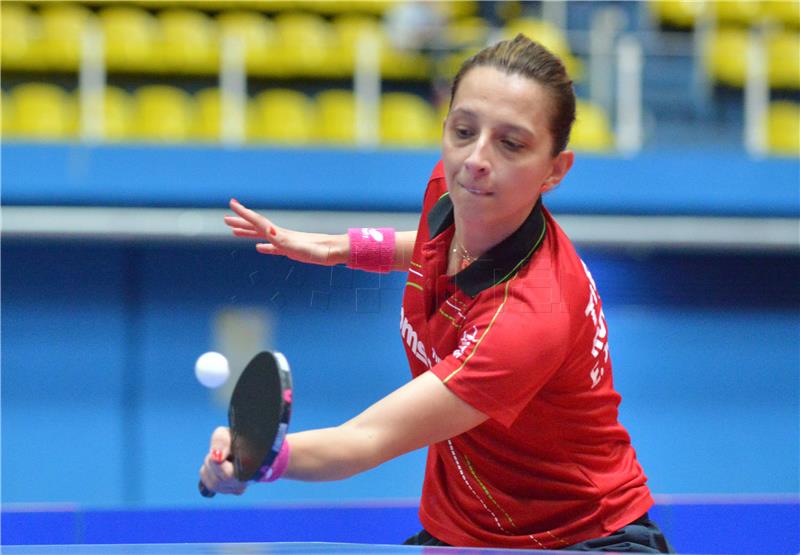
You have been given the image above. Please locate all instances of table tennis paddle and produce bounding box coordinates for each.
[199,351,293,497]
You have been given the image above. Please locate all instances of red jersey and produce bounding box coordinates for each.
[399,162,653,549]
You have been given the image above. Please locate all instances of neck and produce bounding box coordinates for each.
[452,206,531,262]
[452,227,493,261]
[448,214,507,275]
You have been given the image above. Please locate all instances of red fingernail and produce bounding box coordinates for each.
[212,449,224,463]
[231,198,239,204]
[270,227,277,236]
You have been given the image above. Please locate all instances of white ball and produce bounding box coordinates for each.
[195,351,230,389]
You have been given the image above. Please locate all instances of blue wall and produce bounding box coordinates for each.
[3,240,798,509]
[3,144,799,216]
[2,147,798,517]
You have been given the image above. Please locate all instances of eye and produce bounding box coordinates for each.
[501,138,524,151]
[452,125,474,140]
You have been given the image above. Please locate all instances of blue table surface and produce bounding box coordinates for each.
[1,542,582,554]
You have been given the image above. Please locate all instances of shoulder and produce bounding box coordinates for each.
[428,159,445,183]
[424,160,447,199]
[538,209,594,300]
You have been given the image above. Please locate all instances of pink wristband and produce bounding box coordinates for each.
[258,440,291,483]
[347,227,396,273]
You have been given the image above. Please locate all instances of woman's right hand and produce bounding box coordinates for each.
[199,426,248,496]
[225,198,349,266]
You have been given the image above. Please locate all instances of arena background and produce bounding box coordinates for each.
[2,1,798,553]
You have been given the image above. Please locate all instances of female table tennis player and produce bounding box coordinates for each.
[200,34,674,552]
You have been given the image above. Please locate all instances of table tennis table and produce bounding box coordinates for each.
[3,542,567,554]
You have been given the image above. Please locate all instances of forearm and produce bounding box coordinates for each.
[283,424,385,482]
[321,233,350,266]
[280,372,487,483]
[392,231,418,272]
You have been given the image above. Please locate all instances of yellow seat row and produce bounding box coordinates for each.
[1,82,618,152]
[1,83,441,146]
[133,0,480,18]
[1,4,431,78]
[2,3,581,82]
[133,1,401,17]
[705,27,800,89]
[650,0,800,29]
[766,100,800,156]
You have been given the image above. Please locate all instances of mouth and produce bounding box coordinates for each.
[458,181,493,196]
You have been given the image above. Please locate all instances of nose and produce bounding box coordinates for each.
[463,135,491,179]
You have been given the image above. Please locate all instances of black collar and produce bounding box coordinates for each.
[427,193,548,297]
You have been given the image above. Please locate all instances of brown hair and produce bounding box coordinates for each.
[449,33,576,156]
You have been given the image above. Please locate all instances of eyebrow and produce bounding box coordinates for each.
[448,107,537,139]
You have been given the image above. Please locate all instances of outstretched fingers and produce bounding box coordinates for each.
[227,199,280,242]
[230,199,274,232]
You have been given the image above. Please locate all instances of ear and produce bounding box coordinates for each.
[542,150,574,192]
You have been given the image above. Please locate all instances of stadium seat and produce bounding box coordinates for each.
[315,89,357,144]
[648,0,704,29]
[99,6,161,73]
[100,86,135,141]
[7,83,76,140]
[767,30,800,90]
[273,12,336,78]
[380,40,433,81]
[159,9,219,74]
[705,27,748,87]
[503,18,583,80]
[248,89,316,144]
[130,85,194,142]
[570,100,614,152]
[330,13,430,80]
[38,3,94,72]
[263,1,395,17]
[330,14,383,77]
[1,2,42,71]
[380,92,437,147]
[446,16,491,49]
[216,11,281,76]
[193,87,222,141]
[1,90,11,137]
[434,17,491,79]
[75,85,132,141]
[712,0,763,27]
[763,0,800,28]
[766,101,800,156]
[321,1,398,16]
[437,1,478,20]
[707,27,799,90]
[437,44,484,81]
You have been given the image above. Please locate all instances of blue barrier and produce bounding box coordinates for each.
[2,241,798,509]
[3,499,799,554]
[2,144,798,216]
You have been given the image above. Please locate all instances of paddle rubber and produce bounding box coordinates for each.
[199,351,292,497]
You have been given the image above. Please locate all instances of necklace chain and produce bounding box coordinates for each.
[452,238,478,270]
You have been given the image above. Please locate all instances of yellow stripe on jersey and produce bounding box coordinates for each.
[438,308,461,328]
[464,453,518,530]
[442,277,514,384]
